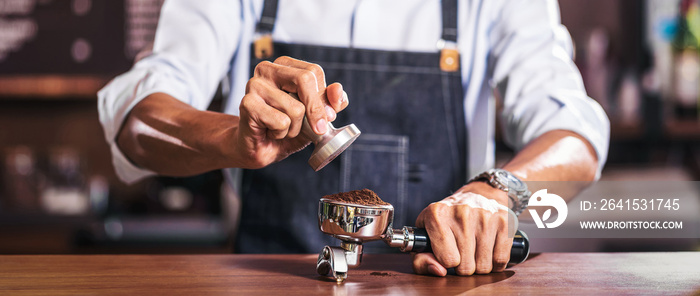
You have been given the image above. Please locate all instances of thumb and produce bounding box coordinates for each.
[412,253,448,276]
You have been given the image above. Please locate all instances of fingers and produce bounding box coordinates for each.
[274,58,347,120]
[245,77,306,138]
[416,197,512,277]
[255,57,328,134]
[240,91,293,141]
[325,83,348,114]
[274,56,327,93]
[492,214,513,272]
[454,220,477,276]
[417,203,461,269]
[238,57,348,169]
[473,217,497,274]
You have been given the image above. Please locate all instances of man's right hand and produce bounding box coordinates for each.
[115,56,347,177]
[233,56,348,169]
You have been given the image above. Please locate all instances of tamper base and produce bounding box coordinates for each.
[308,123,360,171]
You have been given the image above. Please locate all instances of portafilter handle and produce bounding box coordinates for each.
[385,227,530,264]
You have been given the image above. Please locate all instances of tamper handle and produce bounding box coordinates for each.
[410,228,530,264]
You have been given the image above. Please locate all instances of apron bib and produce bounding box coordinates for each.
[235,0,467,253]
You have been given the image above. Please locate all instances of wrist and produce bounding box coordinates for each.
[469,169,531,216]
[457,181,509,207]
[215,116,247,169]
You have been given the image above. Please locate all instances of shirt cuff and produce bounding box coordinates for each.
[520,99,610,180]
[98,66,195,184]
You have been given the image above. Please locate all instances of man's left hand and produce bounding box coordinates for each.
[412,181,515,276]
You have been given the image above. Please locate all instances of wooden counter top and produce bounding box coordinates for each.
[0,252,698,295]
[0,75,109,98]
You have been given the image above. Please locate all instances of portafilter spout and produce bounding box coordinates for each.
[316,198,530,283]
[290,93,361,171]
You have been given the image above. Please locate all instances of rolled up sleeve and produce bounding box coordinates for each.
[489,0,610,178]
[97,0,241,183]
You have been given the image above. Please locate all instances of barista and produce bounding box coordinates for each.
[98,0,609,276]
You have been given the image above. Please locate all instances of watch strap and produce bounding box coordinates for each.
[470,169,530,216]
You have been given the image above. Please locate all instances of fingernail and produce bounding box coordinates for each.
[316,118,327,134]
[428,265,442,276]
[342,91,349,104]
[325,105,336,121]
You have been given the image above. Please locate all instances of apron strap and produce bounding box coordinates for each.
[253,0,279,59]
[441,0,458,43]
[439,0,460,72]
[256,0,279,35]
[252,0,460,70]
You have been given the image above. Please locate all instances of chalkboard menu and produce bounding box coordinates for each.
[0,0,164,75]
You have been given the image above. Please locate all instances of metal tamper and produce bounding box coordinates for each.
[291,93,361,171]
[316,198,530,283]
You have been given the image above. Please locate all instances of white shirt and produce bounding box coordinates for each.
[98,0,610,184]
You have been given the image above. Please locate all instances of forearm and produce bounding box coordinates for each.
[116,92,240,176]
[455,129,598,208]
[114,58,346,178]
[503,129,598,204]
[504,130,598,183]
[416,130,599,275]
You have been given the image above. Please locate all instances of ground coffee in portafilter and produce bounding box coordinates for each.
[322,189,390,206]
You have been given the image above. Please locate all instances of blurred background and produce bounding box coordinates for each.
[0,0,698,254]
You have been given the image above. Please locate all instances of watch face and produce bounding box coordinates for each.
[496,169,526,192]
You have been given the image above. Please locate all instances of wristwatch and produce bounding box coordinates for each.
[471,169,530,216]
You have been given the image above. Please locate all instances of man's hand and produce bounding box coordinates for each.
[234,56,349,168]
[412,181,515,276]
[116,56,349,176]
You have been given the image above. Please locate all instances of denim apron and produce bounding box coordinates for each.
[236,0,467,253]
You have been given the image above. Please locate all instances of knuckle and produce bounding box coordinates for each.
[475,264,493,274]
[297,70,317,88]
[455,262,476,276]
[427,202,446,216]
[308,62,323,72]
[309,103,325,116]
[277,115,292,130]
[273,56,291,64]
[493,255,509,267]
[240,94,257,110]
[253,61,273,77]
[440,254,460,268]
[475,208,492,220]
[307,63,325,78]
[246,77,263,91]
[496,210,507,221]
[454,210,470,225]
[268,111,289,129]
[290,101,306,119]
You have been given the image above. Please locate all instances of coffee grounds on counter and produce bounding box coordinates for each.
[369,271,395,277]
[322,189,390,206]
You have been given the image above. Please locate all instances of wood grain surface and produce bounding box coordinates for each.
[0,76,109,98]
[0,252,698,295]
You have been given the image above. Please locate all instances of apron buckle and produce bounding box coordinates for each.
[440,48,460,72]
[254,34,274,59]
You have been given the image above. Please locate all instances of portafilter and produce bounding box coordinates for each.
[316,198,530,283]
